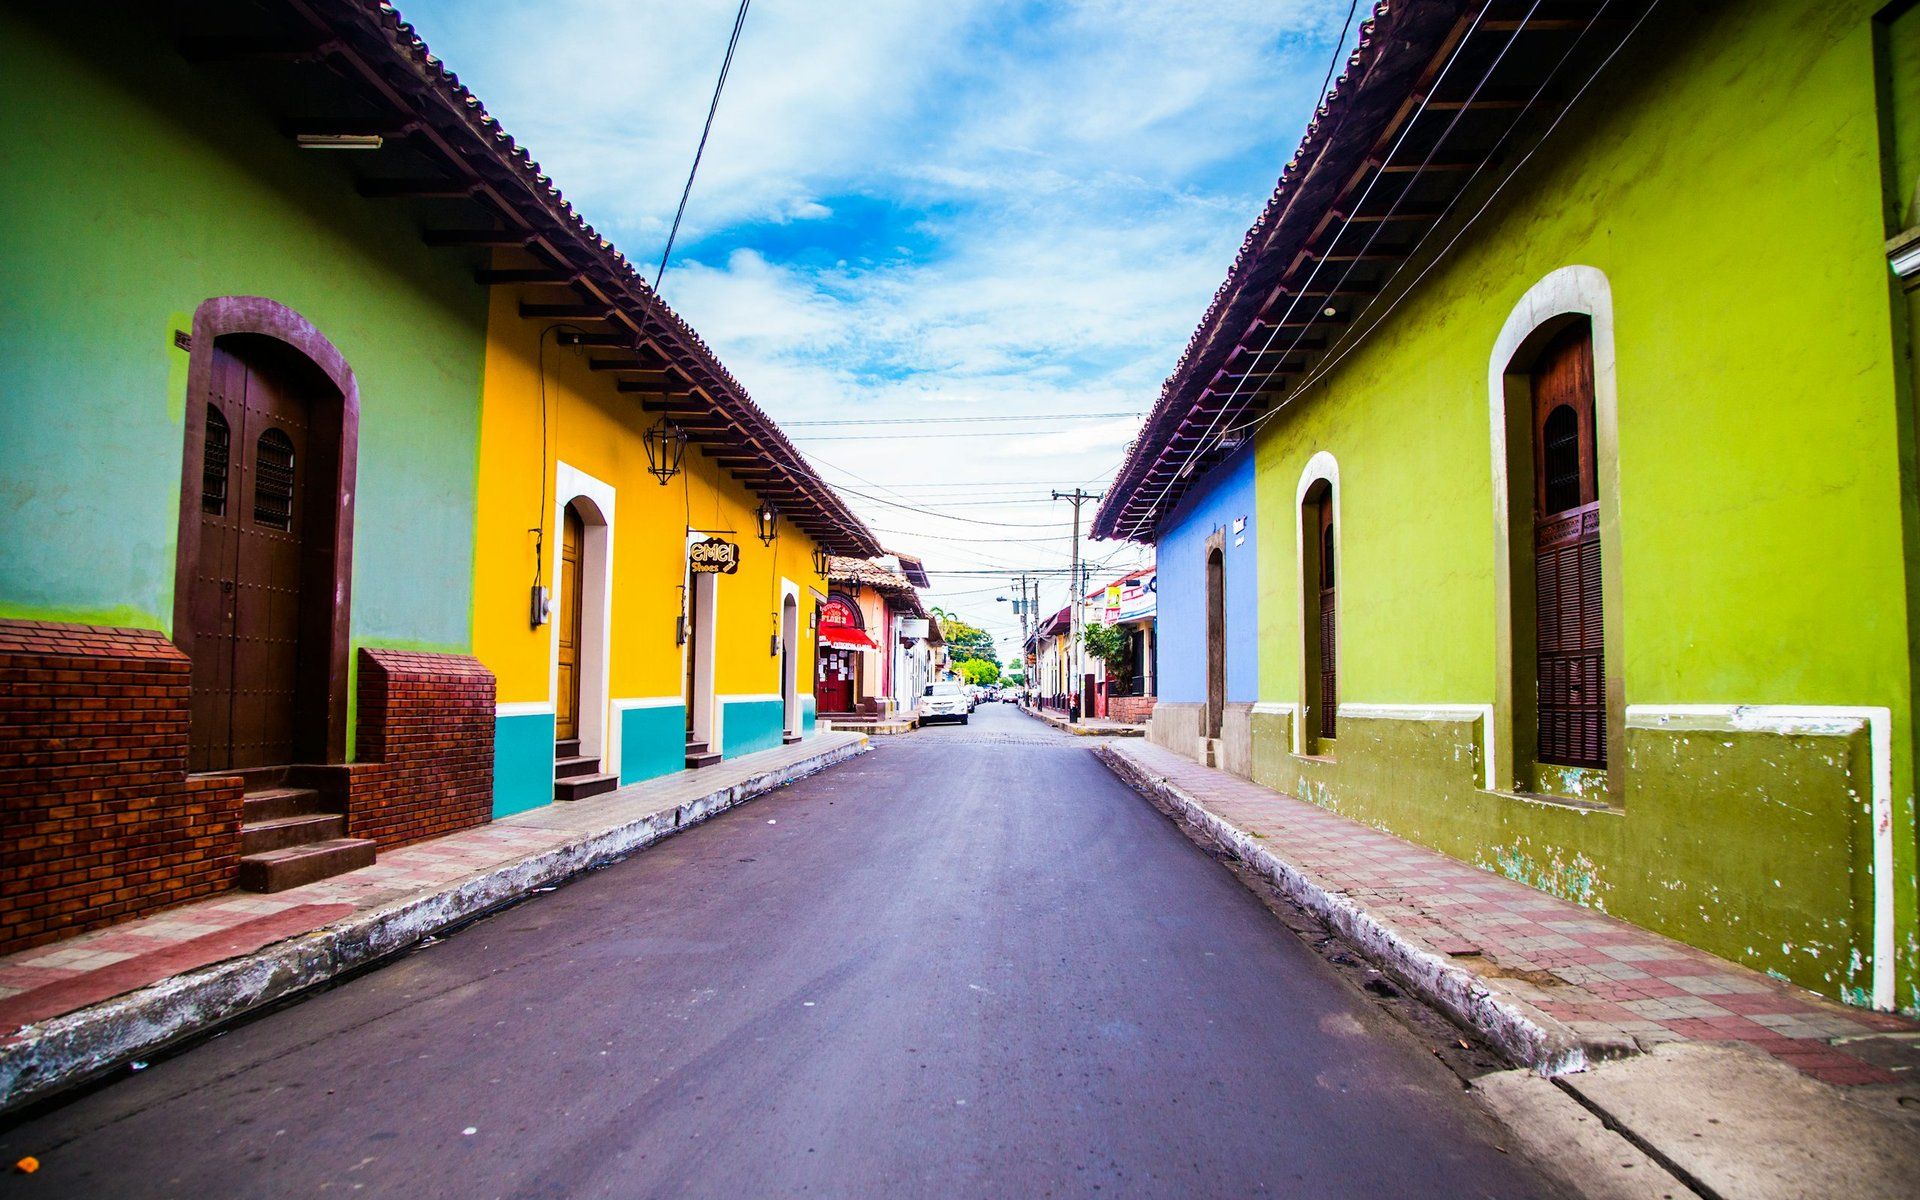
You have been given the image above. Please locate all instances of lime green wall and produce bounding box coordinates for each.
[1253,0,1918,1008]
[0,8,487,651]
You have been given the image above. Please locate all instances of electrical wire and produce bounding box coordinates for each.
[654,0,753,292]
[1235,0,1656,439]
[1123,1,1511,535]
[784,411,1141,427]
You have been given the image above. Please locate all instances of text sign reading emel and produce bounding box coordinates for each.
[690,537,740,574]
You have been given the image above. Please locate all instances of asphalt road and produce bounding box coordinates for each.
[0,705,1561,1199]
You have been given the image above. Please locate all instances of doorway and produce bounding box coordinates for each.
[184,334,346,772]
[781,593,801,742]
[684,568,718,751]
[556,501,586,743]
[1205,547,1226,739]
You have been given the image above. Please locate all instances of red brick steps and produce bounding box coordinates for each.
[554,742,618,801]
[236,781,374,892]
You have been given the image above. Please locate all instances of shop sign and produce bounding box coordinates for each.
[689,536,739,574]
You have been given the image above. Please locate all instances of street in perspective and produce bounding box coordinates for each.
[3,0,1920,1197]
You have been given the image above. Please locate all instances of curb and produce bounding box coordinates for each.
[0,737,870,1114]
[1020,706,1146,737]
[1092,744,1609,1076]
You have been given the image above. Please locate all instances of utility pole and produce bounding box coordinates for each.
[1052,488,1102,719]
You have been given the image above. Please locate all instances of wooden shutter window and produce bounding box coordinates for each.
[1530,322,1605,770]
[253,428,296,531]
[201,405,229,516]
[1317,497,1337,741]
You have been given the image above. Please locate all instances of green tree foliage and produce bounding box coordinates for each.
[1081,621,1128,671]
[933,610,998,666]
[957,658,1001,686]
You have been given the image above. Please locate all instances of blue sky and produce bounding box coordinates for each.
[401,0,1361,652]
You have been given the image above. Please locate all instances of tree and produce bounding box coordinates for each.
[932,610,998,666]
[958,658,1001,686]
[1081,622,1128,674]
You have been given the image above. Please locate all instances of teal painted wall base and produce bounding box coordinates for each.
[722,699,784,758]
[619,702,686,786]
[492,710,554,819]
[801,695,816,738]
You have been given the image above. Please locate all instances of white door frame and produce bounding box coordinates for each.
[552,462,615,768]
[780,579,800,737]
[684,536,719,748]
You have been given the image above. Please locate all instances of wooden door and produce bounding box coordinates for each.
[818,649,855,713]
[556,503,584,742]
[684,575,701,734]
[1317,499,1338,741]
[189,339,313,771]
[1205,549,1225,738]
[1531,321,1605,769]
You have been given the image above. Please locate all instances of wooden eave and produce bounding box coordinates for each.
[165,0,879,557]
[1092,0,1652,542]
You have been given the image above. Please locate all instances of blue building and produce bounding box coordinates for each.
[1121,446,1259,773]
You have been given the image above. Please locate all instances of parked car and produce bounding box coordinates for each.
[919,682,969,725]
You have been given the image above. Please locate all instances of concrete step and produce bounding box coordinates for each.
[241,812,346,855]
[238,838,376,893]
[555,738,581,759]
[685,750,722,769]
[241,786,328,823]
[554,772,619,802]
[685,739,710,755]
[554,754,600,779]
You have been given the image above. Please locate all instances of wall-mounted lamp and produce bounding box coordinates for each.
[756,501,778,546]
[811,546,832,577]
[644,418,687,485]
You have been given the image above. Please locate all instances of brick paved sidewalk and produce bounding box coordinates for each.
[1101,740,1915,1086]
[0,733,867,1057]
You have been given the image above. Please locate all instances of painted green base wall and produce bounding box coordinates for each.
[620,703,687,786]
[1247,0,1916,1009]
[722,699,784,759]
[801,696,817,737]
[492,711,555,819]
[1249,710,1878,1003]
[0,8,486,648]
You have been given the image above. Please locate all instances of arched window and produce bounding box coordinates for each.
[201,405,229,516]
[1529,321,1604,769]
[253,427,296,531]
[1205,547,1226,739]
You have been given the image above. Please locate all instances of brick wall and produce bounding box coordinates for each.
[0,620,243,955]
[345,648,495,849]
[1109,695,1158,725]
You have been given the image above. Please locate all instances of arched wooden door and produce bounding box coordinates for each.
[1531,320,1605,769]
[556,502,586,743]
[188,336,335,772]
[1205,548,1226,739]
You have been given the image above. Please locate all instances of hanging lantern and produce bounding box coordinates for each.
[756,500,778,546]
[643,419,687,485]
[811,546,831,577]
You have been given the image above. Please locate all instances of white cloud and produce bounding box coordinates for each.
[399,0,1358,632]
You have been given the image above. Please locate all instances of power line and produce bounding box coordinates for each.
[654,0,753,292]
[784,411,1141,427]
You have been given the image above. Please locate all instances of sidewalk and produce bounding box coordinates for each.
[1097,739,1920,1198]
[0,731,869,1112]
[1022,704,1145,737]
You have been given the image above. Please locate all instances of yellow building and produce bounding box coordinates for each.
[474,278,878,817]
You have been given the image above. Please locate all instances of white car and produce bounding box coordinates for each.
[919,682,970,725]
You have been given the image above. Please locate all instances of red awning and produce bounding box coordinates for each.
[818,623,878,651]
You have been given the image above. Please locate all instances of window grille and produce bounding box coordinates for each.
[253,428,296,530]
[202,406,229,515]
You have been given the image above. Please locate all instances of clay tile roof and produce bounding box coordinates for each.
[305,1,880,556]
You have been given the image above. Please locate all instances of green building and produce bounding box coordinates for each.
[1096,0,1920,1012]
